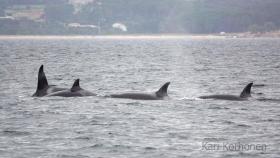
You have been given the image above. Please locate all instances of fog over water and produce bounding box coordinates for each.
[0,36,279,157]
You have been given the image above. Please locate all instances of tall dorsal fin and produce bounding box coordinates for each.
[71,79,82,92]
[155,82,170,98]
[240,82,253,98]
[36,65,48,91]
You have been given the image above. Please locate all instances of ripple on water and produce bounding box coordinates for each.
[144,146,157,150]
[257,98,280,103]
[168,132,189,140]
[2,129,31,136]
[203,137,228,142]
[55,154,90,158]
[223,120,235,125]
[252,84,266,87]
[208,106,230,110]
[88,143,104,148]
[261,118,279,122]
[236,124,251,128]
[74,136,91,141]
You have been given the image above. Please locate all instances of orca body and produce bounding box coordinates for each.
[47,79,96,97]
[33,65,66,97]
[110,82,170,100]
[199,82,253,101]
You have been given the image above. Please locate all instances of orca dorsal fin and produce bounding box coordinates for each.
[155,82,170,98]
[36,65,48,91]
[240,82,253,98]
[71,79,82,92]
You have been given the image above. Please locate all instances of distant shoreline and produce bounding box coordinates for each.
[0,32,280,40]
[0,34,225,40]
[218,31,280,38]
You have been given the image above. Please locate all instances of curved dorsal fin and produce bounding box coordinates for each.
[155,82,170,98]
[240,82,253,98]
[36,65,48,91]
[71,79,82,92]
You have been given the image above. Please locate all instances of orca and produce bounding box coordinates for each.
[47,79,96,97]
[110,82,170,100]
[199,82,253,101]
[33,65,66,97]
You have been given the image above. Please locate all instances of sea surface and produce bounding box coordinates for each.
[0,36,279,158]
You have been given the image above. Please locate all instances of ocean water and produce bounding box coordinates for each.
[0,36,279,158]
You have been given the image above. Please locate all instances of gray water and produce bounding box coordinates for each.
[0,36,279,158]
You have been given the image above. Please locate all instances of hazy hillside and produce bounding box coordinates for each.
[0,0,280,35]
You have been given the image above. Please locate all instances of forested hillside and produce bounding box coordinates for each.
[0,0,279,34]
